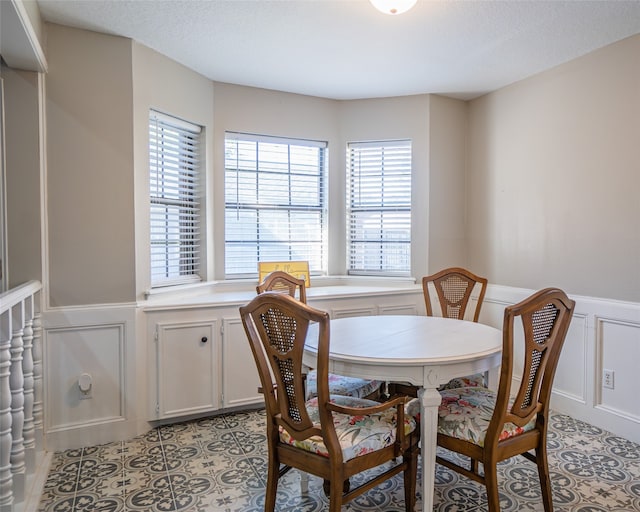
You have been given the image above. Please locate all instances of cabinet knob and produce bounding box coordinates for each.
[201,336,208,343]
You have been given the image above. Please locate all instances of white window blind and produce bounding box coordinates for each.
[347,140,412,275]
[149,111,202,287]
[224,132,327,277]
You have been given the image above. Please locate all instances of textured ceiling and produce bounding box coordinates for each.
[36,0,640,100]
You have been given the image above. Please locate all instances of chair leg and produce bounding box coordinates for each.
[536,445,554,512]
[264,450,279,512]
[403,444,418,512]
[327,478,344,512]
[323,479,350,496]
[300,471,309,493]
[484,458,501,512]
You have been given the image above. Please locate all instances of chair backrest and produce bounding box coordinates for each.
[257,270,307,303]
[422,267,488,322]
[240,292,331,443]
[490,287,575,443]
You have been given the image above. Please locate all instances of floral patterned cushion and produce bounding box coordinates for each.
[279,395,417,461]
[305,370,381,400]
[437,386,536,447]
[439,372,486,391]
[391,373,485,398]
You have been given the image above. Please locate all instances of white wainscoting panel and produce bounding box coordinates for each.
[43,305,138,451]
[45,323,125,429]
[553,312,589,405]
[39,286,640,452]
[595,316,640,420]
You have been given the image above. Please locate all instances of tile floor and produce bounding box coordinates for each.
[37,409,640,511]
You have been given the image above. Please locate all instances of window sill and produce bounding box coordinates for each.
[142,275,420,311]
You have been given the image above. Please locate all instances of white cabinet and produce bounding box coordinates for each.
[221,317,262,408]
[145,284,423,421]
[152,319,220,419]
[147,306,264,421]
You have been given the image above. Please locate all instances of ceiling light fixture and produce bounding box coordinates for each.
[369,0,417,15]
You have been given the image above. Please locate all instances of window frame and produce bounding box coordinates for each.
[346,139,412,277]
[224,131,328,279]
[148,110,203,289]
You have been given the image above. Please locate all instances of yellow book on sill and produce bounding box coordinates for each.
[258,261,310,288]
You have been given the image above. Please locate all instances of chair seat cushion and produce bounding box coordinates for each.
[305,370,381,399]
[279,395,417,461]
[439,372,485,391]
[437,387,536,447]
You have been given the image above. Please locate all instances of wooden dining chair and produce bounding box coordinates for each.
[256,270,308,302]
[423,266,488,323]
[424,266,489,389]
[240,292,420,512]
[257,271,383,401]
[390,266,489,397]
[436,287,575,512]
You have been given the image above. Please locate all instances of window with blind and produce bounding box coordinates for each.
[224,132,327,277]
[149,111,202,288]
[347,140,412,276]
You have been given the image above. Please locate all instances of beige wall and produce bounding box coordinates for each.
[212,86,450,279]
[41,22,640,306]
[428,95,468,272]
[339,95,432,278]
[467,34,640,302]
[132,42,215,298]
[46,24,135,306]
[41,24,463,307]
[211,83,340,276]
[3,65,42,287]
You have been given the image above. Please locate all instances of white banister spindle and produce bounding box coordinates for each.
[0,309,13,510]
[0,281,43,510]
[32,299,43,451]
[22,296,36,472]
[9,305,26,503]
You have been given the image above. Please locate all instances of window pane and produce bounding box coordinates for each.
[347,140,412,275]
[149,112,202,287]
[225,133,327,278]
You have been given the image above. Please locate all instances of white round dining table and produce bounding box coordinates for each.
[304,314,502,512]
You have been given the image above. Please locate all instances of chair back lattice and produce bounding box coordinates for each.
[240,292,326,439]
[423,267,488,322]
[257,271,307,303]
[494,288,575,432]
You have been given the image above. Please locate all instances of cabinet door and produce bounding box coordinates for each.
[154,320,219,419]
[222,317,263,408]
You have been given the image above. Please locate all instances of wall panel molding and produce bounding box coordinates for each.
[552,311,589,405]
[44,322,126,431]
[378,303,419,315]
[42,305,137,451]
[594,316,640,422]
[39,287,640,451]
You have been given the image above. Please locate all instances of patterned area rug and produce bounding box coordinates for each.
[37,409,640,511]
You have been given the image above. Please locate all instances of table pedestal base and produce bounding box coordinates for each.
[419,386,444,511]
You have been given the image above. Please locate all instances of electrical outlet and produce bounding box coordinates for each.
[603,369,614,390]
[78,373,92,399]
